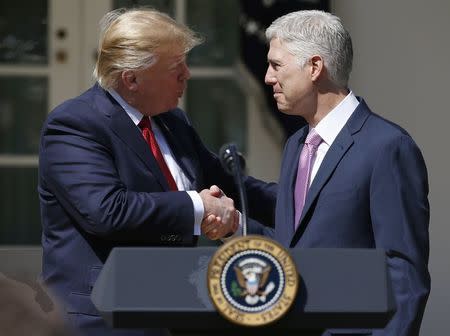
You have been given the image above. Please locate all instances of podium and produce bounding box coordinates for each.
[92,247,395,335]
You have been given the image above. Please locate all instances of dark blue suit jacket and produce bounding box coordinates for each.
[275,99,430,335]
[38,84,276,335]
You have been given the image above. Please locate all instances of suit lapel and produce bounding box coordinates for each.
[102,89,169,190]
[276,127,308,246]
[292,100,371,243]
[299,128,354,224]
[288,130,308,220]
[154,114,199,188]
[154,115,198,185]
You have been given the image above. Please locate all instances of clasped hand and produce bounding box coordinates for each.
[199,185,239,240]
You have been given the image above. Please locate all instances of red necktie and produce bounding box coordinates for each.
[138,116,178,191]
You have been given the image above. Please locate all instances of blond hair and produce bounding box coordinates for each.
[93,7,203,89]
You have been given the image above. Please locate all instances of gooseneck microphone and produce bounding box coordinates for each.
[219,143,248,236]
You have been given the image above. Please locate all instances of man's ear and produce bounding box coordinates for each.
[310,55,324,82]
[121,70,138,91]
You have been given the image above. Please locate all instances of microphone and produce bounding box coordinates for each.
[219,143,248,236]
[219,144,246,175]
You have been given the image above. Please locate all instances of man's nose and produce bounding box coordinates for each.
[264,67,275,85]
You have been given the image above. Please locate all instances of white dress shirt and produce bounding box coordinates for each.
[108,90,204,235]
[309,91,360,186]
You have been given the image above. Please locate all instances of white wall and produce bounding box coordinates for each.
[332,1,450,334]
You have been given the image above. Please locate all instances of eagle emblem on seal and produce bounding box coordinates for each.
[233,257,276,305]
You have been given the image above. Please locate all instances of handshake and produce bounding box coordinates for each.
[199,185,239,240]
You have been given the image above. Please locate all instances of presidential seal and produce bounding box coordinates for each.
[207,235,298,327]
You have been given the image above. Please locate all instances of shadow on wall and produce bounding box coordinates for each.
[0,273,73,336]
[0,246,73,336]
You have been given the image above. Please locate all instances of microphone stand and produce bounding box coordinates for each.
[219,144,248,236]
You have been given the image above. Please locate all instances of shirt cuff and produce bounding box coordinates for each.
[187,191,204,236]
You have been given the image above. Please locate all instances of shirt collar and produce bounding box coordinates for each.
[313,91,359,146]
[108,89,144,126]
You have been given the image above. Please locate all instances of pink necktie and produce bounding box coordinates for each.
[294,129,322,229]
[138,116,178,191]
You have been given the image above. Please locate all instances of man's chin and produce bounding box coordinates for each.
[277,104,292,115]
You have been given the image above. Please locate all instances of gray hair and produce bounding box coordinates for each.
[266,10,353,88]
[93,7,203,90]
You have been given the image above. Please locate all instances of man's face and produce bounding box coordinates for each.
[134,46,190,116]
[265,38,313,117]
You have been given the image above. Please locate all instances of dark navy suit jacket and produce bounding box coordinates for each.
[274,99,430,335]
[38,84,276,335]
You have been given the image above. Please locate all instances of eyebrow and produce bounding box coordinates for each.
[267,57,281,65]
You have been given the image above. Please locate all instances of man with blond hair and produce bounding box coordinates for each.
[39,7,276,336]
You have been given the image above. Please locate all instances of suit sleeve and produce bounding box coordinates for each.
[39,101,195,244]
[370,134,430,336]
[177,109,277,230]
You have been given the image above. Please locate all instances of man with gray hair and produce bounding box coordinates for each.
[38,7,276,336]
[264,10,430,335]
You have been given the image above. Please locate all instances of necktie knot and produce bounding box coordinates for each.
[138,116,151,130]
[305,128,322,148]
